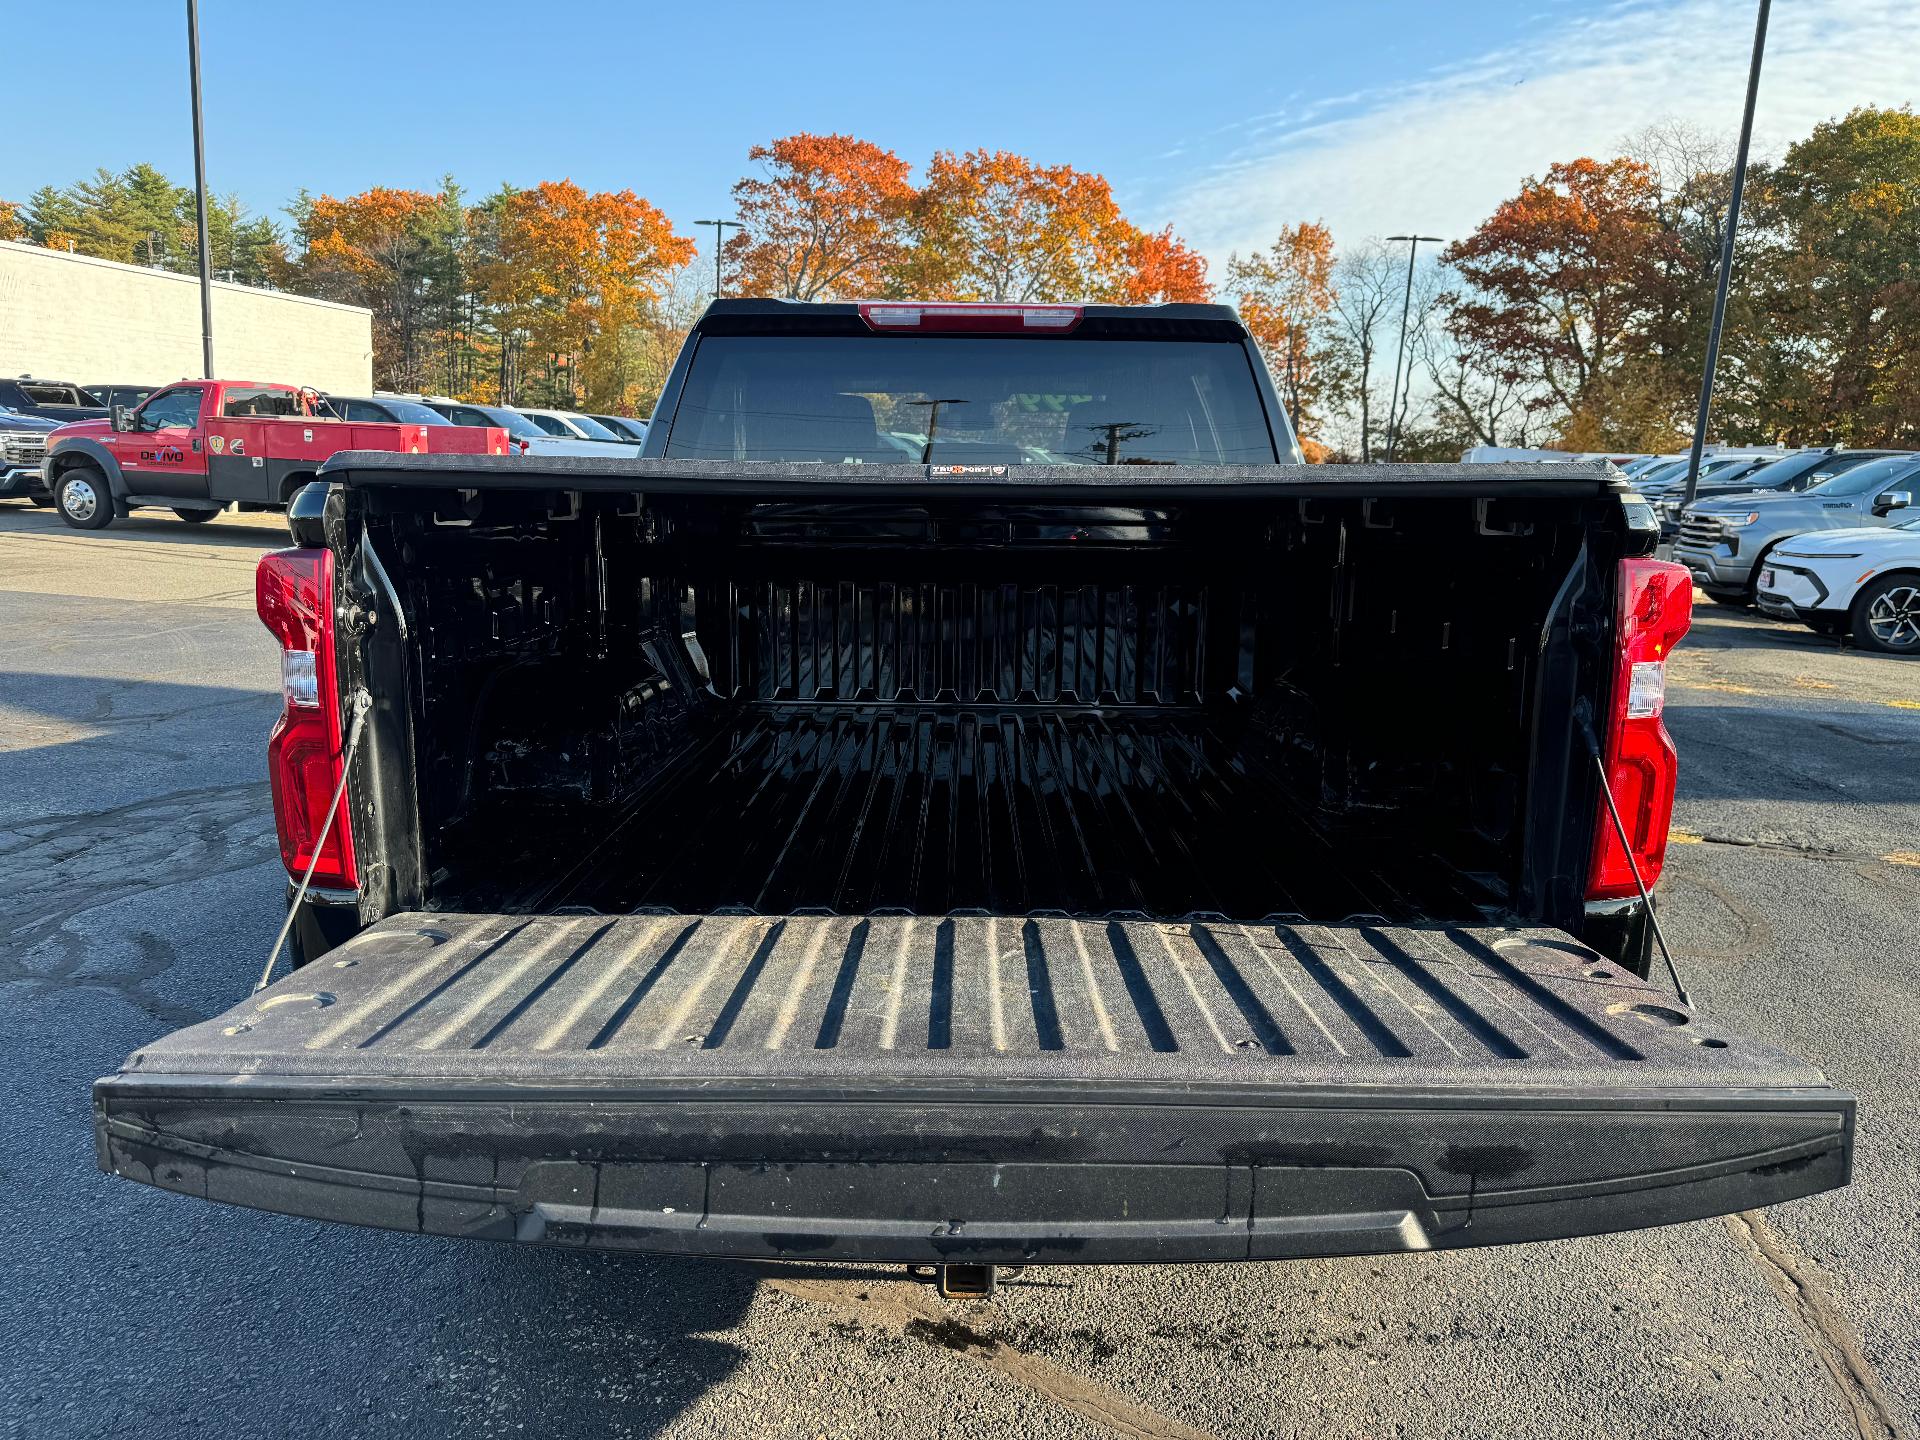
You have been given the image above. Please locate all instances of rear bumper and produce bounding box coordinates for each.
[95,1074,1852,1263]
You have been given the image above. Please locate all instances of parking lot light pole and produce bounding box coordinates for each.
[694,219,740,300]
[1681,0,1770,510]
[1383,234,1442,463]
[186,0,214,377]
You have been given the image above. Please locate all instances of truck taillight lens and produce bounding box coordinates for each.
[1587,558,1692,901]
[256,547,357,890]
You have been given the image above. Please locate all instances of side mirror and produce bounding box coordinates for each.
[1874,490,1913,516]
[111,404,132,433]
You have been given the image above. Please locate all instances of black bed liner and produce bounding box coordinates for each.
[96,912,1852,1263]
[488,707,1484,920]
[322,454,1625,501]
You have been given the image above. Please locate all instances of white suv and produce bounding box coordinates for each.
[1757,511,1920,653]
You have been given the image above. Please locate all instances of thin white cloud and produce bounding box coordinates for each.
[1168,0,1920,262]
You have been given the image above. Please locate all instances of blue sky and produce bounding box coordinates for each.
[6,0,1915,271]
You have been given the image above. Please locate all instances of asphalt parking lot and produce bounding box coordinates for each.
[1,502,1915,1440]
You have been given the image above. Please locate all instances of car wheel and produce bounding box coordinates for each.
[55,467,114,530]
[173,508,219,524]
[1851,574,1920,655]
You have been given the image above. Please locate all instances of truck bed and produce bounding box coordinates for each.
[96,911,1851,1263]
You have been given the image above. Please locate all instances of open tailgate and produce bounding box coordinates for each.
[95,912,1851,1263]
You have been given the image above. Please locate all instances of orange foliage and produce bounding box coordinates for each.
[908,149,1120,302]
[0,200,23,243]
[297,187,458,390]
[1443,157,1680,422]
[303,187,444,280]
[725,133,915,300]
[906,149,1208,305]
[1227,222,1337,430]
[1118,225,1211,303]
[482,180,696,409]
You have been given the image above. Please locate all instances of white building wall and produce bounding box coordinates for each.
[0,241,373,393]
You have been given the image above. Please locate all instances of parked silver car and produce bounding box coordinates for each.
[1673,453,1920,606]
[423,401,635,458]
[0,409,60,502]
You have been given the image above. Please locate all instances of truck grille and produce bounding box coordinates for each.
[1676,516,1723,549]
[1,433,47,466]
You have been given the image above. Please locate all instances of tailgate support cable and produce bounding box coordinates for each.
[1578,711,1693,1009]
[255,689,373,994]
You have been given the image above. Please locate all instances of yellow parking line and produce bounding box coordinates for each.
[1669,829,1706,844]
[1884,852,1920,868]
[1672,679,1918,710]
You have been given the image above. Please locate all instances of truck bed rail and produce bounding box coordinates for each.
[323,454,1627,500]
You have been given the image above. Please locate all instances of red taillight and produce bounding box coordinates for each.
[1587,558,1693,900]
[857,302,1083,334]
[256,547,357,890]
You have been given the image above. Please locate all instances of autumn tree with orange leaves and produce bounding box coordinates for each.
[723,134,915,300]
[897,149,1208,304]
[0,200,23,243]
[1442,158,1684,448]
[1118,225,1211,304]
[480,181,696,411]
[1227,222,1337,442]
[294,185,464,392]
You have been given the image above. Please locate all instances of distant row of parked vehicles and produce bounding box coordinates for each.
[326,392,650,449]
[1615,447,1918,655]
[1469,443,1920,655]
[6,378,1913,654]
[0,373,651,529]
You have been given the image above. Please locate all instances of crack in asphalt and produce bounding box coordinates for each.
[1727,1212,1915,1440]
[1671,830,1889,863]
[0,781,264,860]
[0,780,277,1027]
[764,1273,1218,1440]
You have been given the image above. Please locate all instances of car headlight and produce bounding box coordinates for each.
[1724,512,1762,527]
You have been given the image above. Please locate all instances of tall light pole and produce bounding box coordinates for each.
[1383,234,1442,462]
[694,219,740,299]
[1680,0,1770,509]
[186,0,214,377]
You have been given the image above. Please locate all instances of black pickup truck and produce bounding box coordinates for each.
[95,300,1851,1275]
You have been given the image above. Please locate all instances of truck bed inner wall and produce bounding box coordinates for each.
[362,490,1606,928]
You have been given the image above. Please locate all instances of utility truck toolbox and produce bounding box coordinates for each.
[95,301,1852,1266]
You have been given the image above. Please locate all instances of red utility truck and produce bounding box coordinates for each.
[41,379,508,530]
